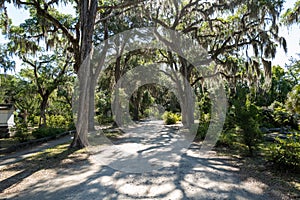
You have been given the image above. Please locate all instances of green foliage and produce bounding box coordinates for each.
[143,105,163,119]
[32,127,65,139]
[226,84,263,155]
[271,101,290,125]
[97,114,114,124]
[217,129,238,147]
[266,133,300,169]
[0,44,15,73]
[162,111,181,125]
[47,115,72,129]
[13,123,30,142]
[282,0,300,25]
[262,101,299,129]
[195,113,210,140]
[140,90,154,112]
[67,122,76,131]
[286,84,300,114]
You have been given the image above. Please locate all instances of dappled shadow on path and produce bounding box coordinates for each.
[4,145,287,199]
[0,143,89,197]
[1,121,296,199]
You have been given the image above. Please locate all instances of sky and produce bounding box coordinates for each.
[0,1,299,74]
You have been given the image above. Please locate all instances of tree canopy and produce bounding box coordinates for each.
[0,0,298,149]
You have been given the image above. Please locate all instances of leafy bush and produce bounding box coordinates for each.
[228,86,262,155]
[262,101,298,129]
[32,127,65,139]
[193,113,210,140]
[266,133,300,169]
[13,123,30,142]
[162,111,181,125]
[97,114,114,124]
[196,122,209,140]
[217,129,238,147]
[143,107,163,119]
[48,115,72,129]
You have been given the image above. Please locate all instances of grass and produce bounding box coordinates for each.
[27,143,88,165]
[0,138,19,148]
[0,142,90,195]
[103,131,123,140]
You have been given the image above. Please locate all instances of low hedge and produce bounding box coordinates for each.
[32,127,65,139]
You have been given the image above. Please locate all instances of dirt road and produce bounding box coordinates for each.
[0,121,294,199]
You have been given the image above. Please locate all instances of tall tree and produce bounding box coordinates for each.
[0,0,144,148]
[21,50,72,127]
[137,0,287,126]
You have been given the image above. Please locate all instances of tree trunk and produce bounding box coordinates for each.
[23,109,28,125]
[113,56,122,126]
[132,99,139,121]
[39,96,49,127]
[88,77,96,131]
[179,58,194,127]
[71,56,91,148]
[180,88,194,127]
[71,0,97,149]
[131,91,141,121]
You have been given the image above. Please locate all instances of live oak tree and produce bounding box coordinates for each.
[21,50,72,127]
[0,73,40,124]
[0,0,145,148]
[0,0,290,148]
[139,0,287,126]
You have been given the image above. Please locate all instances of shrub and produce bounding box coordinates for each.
[195,122,209,140]
[266,133,300,170]
[217,129,238,147]
[32,127,65,139]
[233,96,262,155]
[97,114,114,124]
[162,111,181,125]
[193,113,210,140]
[13,123,30,142]
[48,115,72,129]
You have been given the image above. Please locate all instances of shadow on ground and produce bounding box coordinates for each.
[2,145,296,199]
[0,121,299,199]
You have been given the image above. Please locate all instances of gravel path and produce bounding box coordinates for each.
[0,121,293,199]
[0,135,73,170]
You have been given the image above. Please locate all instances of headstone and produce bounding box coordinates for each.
[0,104,15,138]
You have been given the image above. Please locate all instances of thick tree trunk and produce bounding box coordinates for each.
[71,66,91,148]
[180,89,194,127]
[88,77,96,131]
[71,0,97,149]
[179,58,194,127]
[113,89,123,126]
[131,91,141,121]
[113,56,122,126]
[132,100,139,121]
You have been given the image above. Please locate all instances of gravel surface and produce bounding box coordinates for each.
[0,121,296,200]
